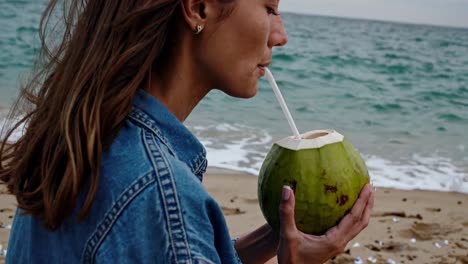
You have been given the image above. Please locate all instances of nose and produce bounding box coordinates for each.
[268,16,288,48]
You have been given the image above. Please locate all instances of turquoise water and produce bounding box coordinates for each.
[1,2,468,193]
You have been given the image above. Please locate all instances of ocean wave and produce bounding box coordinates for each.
[436,113,466,122]
[372,103,403,112]
[366,154,468,194]
[272,53,296,62]
[191,124,468,194]
[188,123,274,175]
[384,53,412,61]
[2,108,467,194]
[204,147,468,194]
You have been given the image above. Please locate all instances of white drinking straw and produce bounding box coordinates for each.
[265,68,301,139]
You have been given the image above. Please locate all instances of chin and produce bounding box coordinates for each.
[228,84,258,99]
[218,76,259,98]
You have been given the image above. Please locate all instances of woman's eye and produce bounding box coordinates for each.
[266,7,280,16]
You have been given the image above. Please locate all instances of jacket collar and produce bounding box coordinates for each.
[130,89,207,181]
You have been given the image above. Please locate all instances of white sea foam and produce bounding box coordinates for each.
[2,116,467,194]
[202,140,261,175]
[366,154,468,193]
[0,114,25,143]
[189,123,273,175]
[190,123,468,194]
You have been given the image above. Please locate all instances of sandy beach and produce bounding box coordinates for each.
[0,169,467,263]
[203,169,468,264]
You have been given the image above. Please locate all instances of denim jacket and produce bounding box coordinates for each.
[7,90,242,264]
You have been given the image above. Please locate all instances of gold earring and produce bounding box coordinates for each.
[194,24,203,35]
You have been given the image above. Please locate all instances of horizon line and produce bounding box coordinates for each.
[281,11,468,31]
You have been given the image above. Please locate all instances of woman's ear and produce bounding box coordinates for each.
[180,0,215,33]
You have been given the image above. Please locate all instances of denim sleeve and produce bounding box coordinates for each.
[160,159,240,263]
[85,174,243,264]
[179,192,243,264]
[142,136,241,263]
[232,238,243,264]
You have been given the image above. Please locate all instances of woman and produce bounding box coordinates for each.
[0,0,374,263]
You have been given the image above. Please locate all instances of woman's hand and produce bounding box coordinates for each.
[277,184,375,264]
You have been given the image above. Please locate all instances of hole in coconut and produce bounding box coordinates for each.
[302,132,329,140]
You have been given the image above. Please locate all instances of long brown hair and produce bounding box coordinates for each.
[0,0,235,230]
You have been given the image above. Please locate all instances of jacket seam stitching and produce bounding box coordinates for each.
[81,171,155,263]
[192,256,217,264]
[143,130,193,263]
[128,108,178,158]
[129,107,207,182]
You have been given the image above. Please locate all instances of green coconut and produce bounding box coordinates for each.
[258,130,370,235]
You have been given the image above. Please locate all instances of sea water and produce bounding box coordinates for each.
[1,1,467,193]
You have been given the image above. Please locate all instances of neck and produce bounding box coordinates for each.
[147,39,210,122]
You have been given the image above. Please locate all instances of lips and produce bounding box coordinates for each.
[257,65,267,76]
[257,59,271,76]
[258,61,271,68]
[257,61,271,76]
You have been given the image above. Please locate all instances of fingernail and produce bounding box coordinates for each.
[282,185,292,201]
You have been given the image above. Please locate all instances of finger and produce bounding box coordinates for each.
[347,188,376,240]
[323,186,374,249]
[360,188,375,228]
[333,184,373,234]
[363,187,375,218]
[279,185,297,239]
[349,184,373,220]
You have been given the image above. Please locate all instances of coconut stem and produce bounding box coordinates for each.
[265,68,301,139]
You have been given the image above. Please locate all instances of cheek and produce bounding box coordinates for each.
[217,9,270,63]
[197,35,260,87]
[195,11,269,94]
[238,19,270,57]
